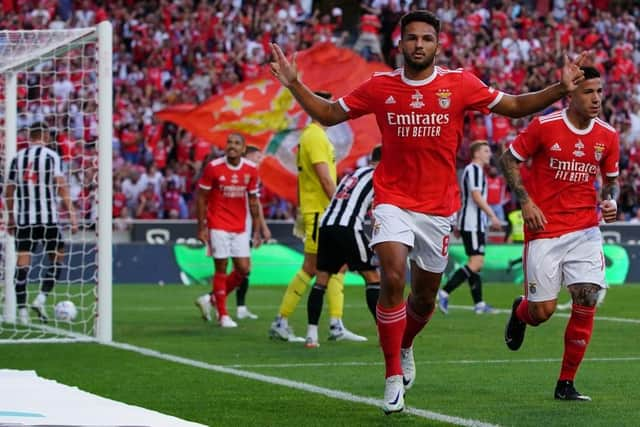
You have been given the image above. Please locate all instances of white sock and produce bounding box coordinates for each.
[279,317,289,329]
[475,301,486,309]
[330,317,342,328]
[34,293,46,305]
[306,324,318,341]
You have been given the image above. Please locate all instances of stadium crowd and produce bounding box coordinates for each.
[2,0,640,223]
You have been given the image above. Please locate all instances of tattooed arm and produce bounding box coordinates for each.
[500,150,529,204]
[599,176,619,223]
[601,176,620,202]
[500,150,547,231]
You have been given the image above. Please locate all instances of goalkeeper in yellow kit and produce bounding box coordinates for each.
[269,91,366,343]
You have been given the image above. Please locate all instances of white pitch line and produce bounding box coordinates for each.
[226,356,640,369]
[127,304,640,324]
[106,340,499,427]
[449,305,640,324]
[124,304,640,324]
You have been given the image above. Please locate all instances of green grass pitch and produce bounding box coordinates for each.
[2,283,639,426]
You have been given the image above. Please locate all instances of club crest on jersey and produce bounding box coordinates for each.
[410,90,424,109]
[594,142,605,161]
[528,282,537,295]
[244,174,250,184]
[436,89,452,109]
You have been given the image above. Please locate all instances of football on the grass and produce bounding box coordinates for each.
[54,300,78,321]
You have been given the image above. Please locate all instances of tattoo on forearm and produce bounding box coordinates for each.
[500,152,529,203]
[603,179,620,201]
[249,199,260,222]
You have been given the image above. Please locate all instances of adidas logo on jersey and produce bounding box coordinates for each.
[550,143,562,151]
[385,95,396,104]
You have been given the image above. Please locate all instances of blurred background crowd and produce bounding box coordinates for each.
[2,0,639,225]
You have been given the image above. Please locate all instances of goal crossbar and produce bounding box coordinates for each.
[0,28,96,73]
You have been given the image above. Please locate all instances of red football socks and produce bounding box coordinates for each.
[401,295,434,349]
[376,302,406,378]
[225,270,245,295]
[213,272,228,317]
[559,304,596,382]
[515,298,540,326]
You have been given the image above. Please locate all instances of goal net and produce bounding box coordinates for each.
[0,23,112,343]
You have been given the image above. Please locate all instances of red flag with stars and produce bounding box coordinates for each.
[156,43,390,203]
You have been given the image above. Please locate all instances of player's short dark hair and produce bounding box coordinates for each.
[470,140,489,157]
[245,145,260,155]
[400,10,441,37]
[314,91,332,100]
[371,145,382,162]
[227,132,245,144]
[581,66,600,81]
[28,122,48,140]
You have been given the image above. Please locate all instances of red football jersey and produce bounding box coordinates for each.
[198,157,259,232]
[339,67,503,216]
[510,109,619,241]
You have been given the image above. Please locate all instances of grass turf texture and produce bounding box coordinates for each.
[1,283,639,427]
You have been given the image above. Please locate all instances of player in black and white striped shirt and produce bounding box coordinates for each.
[5,123,77,324]
[304,146,382,348]
[438,140,501,315]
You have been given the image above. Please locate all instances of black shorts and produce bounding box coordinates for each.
[461,230,485,256]
[15,225,64,253]
[316,225,376,274]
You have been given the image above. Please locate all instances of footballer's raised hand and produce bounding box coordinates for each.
[270,43,298,87]
[560,51,590,92]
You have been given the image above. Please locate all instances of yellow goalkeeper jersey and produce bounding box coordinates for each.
[297,122,336,214]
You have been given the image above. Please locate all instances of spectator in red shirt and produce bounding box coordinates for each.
[162,180,183,219]
[136,183,160,219]
[120,124,140,164]
[486,165,509,221]
[353,9,382,59]
[153,139,169,170]
[469,114,489,142]
[491,115,514,146]
[112,180,128,219]
[193,138,214,163]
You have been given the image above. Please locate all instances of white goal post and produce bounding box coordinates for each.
[0,22,112,343]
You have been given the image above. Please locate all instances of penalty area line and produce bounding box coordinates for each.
[106,340,499,427]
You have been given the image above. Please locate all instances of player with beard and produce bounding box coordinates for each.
[195,133,270,327]
[194,145,271,322]
[269,10,587,413]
